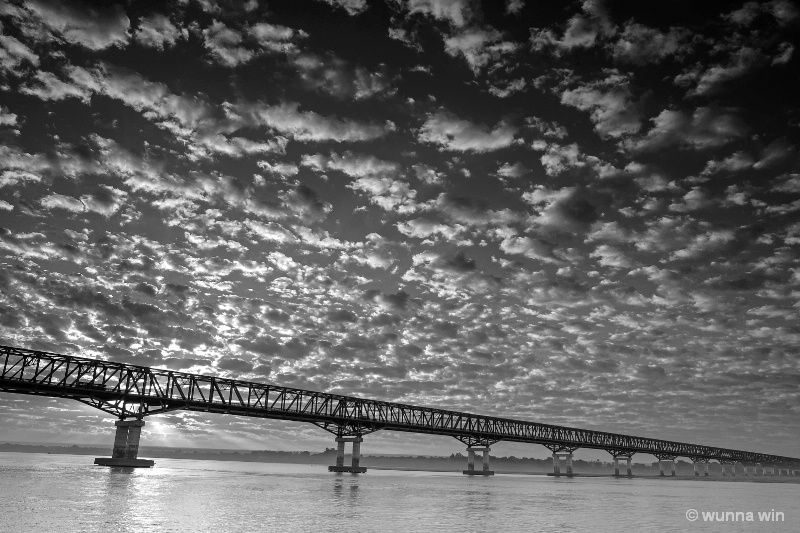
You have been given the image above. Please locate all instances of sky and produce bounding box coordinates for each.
[0,0,799,460]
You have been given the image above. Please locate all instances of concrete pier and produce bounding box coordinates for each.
[692,459,710,477]
[94,419,154,467]
[463,446,493,476]
[329,436,366,473]
[658,458,676,477]
[609,454,632,477]
[658,460,673,476]
[551,451,575,477]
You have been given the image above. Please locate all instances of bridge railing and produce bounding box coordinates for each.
[1,345,798,465]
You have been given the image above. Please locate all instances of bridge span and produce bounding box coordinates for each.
[2,344,799,476]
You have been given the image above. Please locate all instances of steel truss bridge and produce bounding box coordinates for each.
[1,344,799,468]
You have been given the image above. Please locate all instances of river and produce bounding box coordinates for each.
[1,452,797,532]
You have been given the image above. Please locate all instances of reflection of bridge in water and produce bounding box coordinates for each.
[2,344,799,477]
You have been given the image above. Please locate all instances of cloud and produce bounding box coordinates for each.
[538,143,601,176]
[496,162,528,179]
[611,22,691,65]
[434,193,493,226]
[242,101,396,142]
[249,22,308,52]
[403,251,500,295]
[768,0,800,25]
[1,167,42,187]
[590,244,636,268]
[396,217,466,242]
[387,27,422,52]
[292,53,393,100]
[20,70,92,102]
[80,186,128,217]
[203,21,254,67]
[404,0,474,27]
[344,233,402,270]
[629,107,748,152]
[560,71,642,138]
[0,33,40,75]
[531,0,616,53]
[505,0,524,15]
[525,117,568,139]
[723,2,762,26]
[676,47,763,97]
[523,185,600,234]
[349,176,419,213]
[134,14,185,50]
[412,163,445,186]
[499,235,559,263]
[245,220,297,243]
[58,63,286,158]
[318,0,368,15]
[418,110,517,152]
[701,151,755,175]
[668,187,712,213]
[772,42,794,65]
[40,186,127,217]
[773,174,800,193]
[723,0,799,27]
[301,151,398,177]
[25,0,130,50]
[488,78,527,98]
[754,139,796,169]
[444,28,518,74]
[39,193,85,213]
[0,105,18,127]
[257,160,299,179]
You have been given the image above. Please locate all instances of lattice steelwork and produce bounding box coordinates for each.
[2,345,798,465]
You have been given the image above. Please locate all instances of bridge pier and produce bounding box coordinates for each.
[611,456,632,477]
[94,419,154,467]
[329,436,366,473]
[551,452,574,477]
[658,459,675,477]
[463,446,493,476]
[691,459,710,477]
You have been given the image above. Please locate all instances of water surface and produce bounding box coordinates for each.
[1,452,797,532]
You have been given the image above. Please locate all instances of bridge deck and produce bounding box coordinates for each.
[1,345,798,465]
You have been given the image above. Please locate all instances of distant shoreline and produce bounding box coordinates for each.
[3,444,798,483]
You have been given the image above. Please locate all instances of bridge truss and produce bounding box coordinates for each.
[1,345,798,466]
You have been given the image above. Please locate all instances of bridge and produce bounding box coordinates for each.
[2,344,799,477]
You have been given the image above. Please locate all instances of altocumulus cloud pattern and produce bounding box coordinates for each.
[0,0,798,457]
